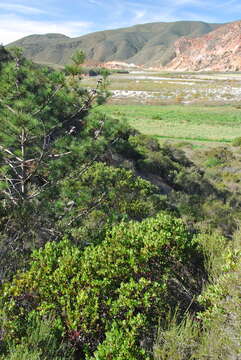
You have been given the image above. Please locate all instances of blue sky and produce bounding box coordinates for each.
[0,0,240,44]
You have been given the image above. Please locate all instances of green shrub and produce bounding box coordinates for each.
[203,147,234,167]
[0,213,201,359]
[137,152,177,178]
[202,199,238,236]
[151,114,163,120]
[128,134,160,154]
[232,136,241,146]
[204,156,222,168]
[161,145,192,168]
[55,162,167,244]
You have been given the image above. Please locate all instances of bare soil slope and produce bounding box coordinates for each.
[166,21,241,71]
[7,21,220,67]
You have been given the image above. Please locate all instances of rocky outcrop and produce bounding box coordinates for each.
[166,21,241,71]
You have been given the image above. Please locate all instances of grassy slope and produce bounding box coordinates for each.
[7,21,221,67]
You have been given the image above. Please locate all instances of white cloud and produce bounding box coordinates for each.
[0,0,237,45]
[170,0,203,6]
[0,14,93,44]
[87,0,103,5]
[134,10,146,20]
[0,3,46,15]
[103,0,227,28]
[106,0,182,27]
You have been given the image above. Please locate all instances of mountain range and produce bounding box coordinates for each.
[7,20,241,71]
[7,21,220,68]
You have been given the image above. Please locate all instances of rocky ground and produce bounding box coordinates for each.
[108,72,241,104]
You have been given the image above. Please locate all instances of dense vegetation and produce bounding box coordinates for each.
[0,46,240,359]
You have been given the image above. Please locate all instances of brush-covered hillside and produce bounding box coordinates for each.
[7,21,221,67]
[0,47,240,360]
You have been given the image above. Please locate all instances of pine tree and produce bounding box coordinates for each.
[0,47,110,280]
[0,47,108,205]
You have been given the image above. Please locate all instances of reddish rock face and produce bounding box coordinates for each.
[165,21,241,71]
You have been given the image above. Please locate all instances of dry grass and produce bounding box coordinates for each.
[154,230,241,360]
[82,71,241,104]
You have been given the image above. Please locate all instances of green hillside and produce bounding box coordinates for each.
[7,21,221,67]
[0,46,240,360]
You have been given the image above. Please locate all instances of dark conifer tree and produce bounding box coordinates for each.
[0,47,109,280]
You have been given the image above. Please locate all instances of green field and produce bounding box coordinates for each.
[100,104,241,145]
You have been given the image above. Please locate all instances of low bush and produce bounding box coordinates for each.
[55,162,167,244]
[0,213,203,359]
[232,136,241,146]
[204,147,234,167]
[204,156,223,168]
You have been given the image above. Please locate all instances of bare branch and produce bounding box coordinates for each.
[4,159,21,178]
[21,118,48,184]
[0,145,23,162]
[5,176,24,199]
[48,151,72,159]
[1,190,18,205]
[27,181,50,199]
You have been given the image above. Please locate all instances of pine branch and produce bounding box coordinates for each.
[32,84,63,116]
[0,98,17,114]
[67,191,107,226]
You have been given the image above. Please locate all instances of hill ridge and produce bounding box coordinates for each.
[7,20,221,68]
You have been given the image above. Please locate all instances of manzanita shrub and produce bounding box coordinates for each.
[0,212,200,359]
[55,162,168,244]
